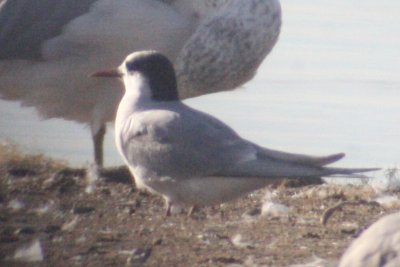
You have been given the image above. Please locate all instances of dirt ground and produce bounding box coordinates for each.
[0,143,398,267]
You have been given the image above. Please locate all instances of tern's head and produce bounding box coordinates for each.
[93,51,179,101]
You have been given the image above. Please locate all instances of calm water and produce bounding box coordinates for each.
[1,1,399,175]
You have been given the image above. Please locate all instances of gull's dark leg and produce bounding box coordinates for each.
[93,124,106,168]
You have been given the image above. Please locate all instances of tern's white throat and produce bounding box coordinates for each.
[121,73,153,108]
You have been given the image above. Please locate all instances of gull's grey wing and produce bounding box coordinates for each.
[0,0,97,60]
[121,102,376,180]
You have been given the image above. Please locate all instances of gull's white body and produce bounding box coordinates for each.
[110,51,377,210]
[0,0,281,164]
[339,212,400,267]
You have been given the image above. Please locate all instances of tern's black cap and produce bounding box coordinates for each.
[125,51,179,101]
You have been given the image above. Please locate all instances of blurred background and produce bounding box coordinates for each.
[0,0,399,172]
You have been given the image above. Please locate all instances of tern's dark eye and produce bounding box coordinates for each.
[125,55,153,73]
[125,61,137,72]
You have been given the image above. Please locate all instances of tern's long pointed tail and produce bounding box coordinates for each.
[217,149,379,178]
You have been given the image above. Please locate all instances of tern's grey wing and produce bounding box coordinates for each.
[121,103,375,180]
[177,107,378,178]
[215,141,378,178]
[120,105,256,179]
[0,0,97,60]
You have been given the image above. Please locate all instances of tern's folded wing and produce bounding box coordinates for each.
[120,105,378,180]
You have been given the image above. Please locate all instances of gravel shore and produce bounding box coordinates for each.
[0,144,398,266]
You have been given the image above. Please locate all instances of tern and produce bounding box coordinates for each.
[0,0,281,166]
[93,50,378,215]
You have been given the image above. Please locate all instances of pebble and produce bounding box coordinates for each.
[7,199,24,211]
[96,230,122,242]
[261,202,289,220]
[231,234,254,249]
[61,217,79,232]
[0,229,19,243]
[44,224,61,234]
[73,206,95,214]
[13,239,44,262]
[127,248,152,266]
[374,194,400,208]
[340,222,359,235]
[17,226,36,235]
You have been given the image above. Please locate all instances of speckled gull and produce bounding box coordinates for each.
[93,51,378,215]
[338,212,400,267]
[0,0,281,166]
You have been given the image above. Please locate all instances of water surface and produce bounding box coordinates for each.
[1,1,399,173]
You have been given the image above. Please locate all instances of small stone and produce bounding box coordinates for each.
[43,172,79,194]
[33,203,52,215]
[44,225,61,234]
[101,188,111,195]
[340,221,359,235]
[374,194,400,208]
[8,168,37,177]
[231,234,255,249]
[303,232,321,239]
[18,226,36,235]
[210,256,243,265]
[96,231,122,242]
[261,202,289,220]
[127,248,152,266]
[152,238,162,246]
[0,226,18,243]
[62,217,79,232]
[7,199,24,211]
[13,239,44,262]
[73,206,95,214]
[101,167,132,184]
[246,208,261,217]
